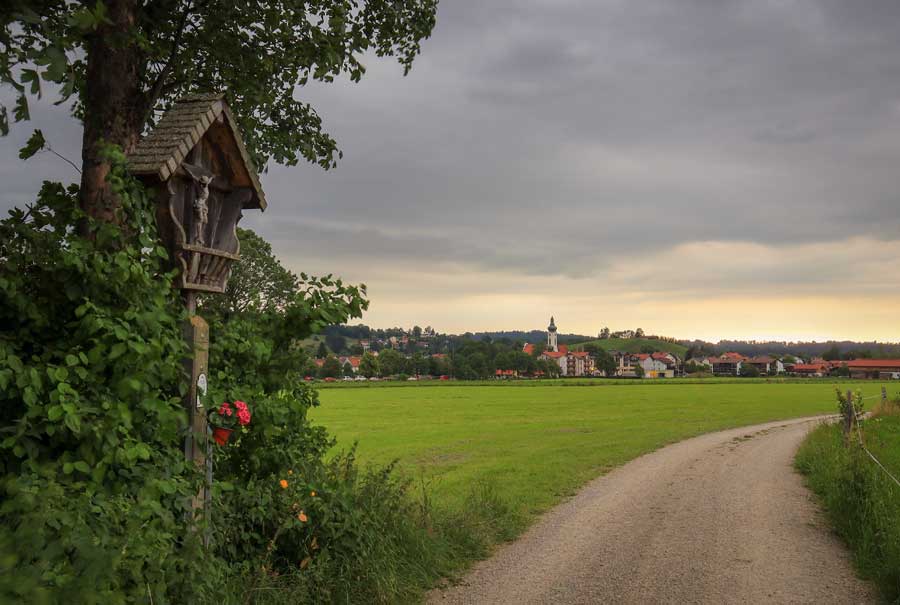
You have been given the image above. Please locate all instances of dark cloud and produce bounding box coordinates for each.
[5,0,900,332]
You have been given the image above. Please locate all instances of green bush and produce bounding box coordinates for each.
[0,154,214,602]
[796,419,900,602]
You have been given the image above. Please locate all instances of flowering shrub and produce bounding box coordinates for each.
[209,400,252,430]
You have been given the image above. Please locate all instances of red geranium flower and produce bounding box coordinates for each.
[237,409,251,426]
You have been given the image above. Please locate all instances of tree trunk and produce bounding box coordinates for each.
[79,0,145,229]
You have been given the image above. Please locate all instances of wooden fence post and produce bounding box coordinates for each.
[844,389,854,443]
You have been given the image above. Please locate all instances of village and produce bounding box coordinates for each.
[310,317,900,381]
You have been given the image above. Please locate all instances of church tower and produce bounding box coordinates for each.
[547,316,558,352]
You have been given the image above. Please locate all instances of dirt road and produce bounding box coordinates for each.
[428,416,875,604]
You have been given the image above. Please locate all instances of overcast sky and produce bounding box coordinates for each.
[6,0,900,341]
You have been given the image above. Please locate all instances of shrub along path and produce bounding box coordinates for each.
[427,416,876,604]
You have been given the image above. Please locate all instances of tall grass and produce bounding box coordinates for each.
[795,416,900,603]
[230,476,523,604]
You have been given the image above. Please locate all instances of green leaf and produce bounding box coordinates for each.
[13,94,29,122]
[20,69,41,96]
[18,127,46,157]
[65,354,79,367]
[63,462,73,474]
[74,461,90,473]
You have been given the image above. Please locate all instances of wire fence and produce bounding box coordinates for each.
[843,388,900,489]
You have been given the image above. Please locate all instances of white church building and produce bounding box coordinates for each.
[523,317,593,377]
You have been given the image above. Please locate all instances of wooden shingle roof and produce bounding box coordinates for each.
[128,93,266,210]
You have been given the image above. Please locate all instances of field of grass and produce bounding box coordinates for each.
[316,376,866,389]
[312,382,889,518]
[569,337,688,356]
[796,404,900,602]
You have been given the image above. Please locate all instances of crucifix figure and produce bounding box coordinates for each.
[182,163,216,246]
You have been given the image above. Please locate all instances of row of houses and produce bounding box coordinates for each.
[687,353,900,379]
[788,358,900,379]
[612,351,679,378]
[686,353,785,376]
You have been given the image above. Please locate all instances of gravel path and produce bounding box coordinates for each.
[428,416,875,605]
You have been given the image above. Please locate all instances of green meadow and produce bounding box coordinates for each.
[312,381,892,517]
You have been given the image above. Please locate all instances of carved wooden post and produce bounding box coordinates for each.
[182,313,210,508]
[126,93,268,525]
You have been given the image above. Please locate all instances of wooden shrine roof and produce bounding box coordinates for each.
[128,93,266,210]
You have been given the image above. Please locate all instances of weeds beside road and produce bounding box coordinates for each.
[796,401,900,602]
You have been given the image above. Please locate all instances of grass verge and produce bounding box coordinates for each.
[795,409,900,602]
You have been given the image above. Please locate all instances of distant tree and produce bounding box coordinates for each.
[832,365,850,377]
[684,361,706,374]
[325,333,347,355]
[782,355,797,364]
[342,361,354,377]
[822,345,842,361]
[635,328,645,338]
[600,327,611,339]
[359,353,379,378]
[513,351,537,374]
[537,358,561,378]
[316,341,328,359]
[640,344,656,354]
[530,342,546,357]
[377,349,405,377]
[451,356,475,380]
[634,364,645,378]
[299,358,317,378]
[593,350,617,377]
[494,351,514,371]
[412,325,423,339]
[319,355,342,378]
[411,352,429,377]
[349,343,364,356]
[739,362,760,378]
[429,356,450,376]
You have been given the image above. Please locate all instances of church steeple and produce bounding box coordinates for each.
[547,316,558,352]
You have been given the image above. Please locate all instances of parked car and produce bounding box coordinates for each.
[323,377,336,383]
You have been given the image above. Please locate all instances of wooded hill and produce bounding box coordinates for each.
[572,338,689,357]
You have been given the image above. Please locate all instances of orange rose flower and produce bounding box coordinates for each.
[279,479,288,489]
[298,511,308,522]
